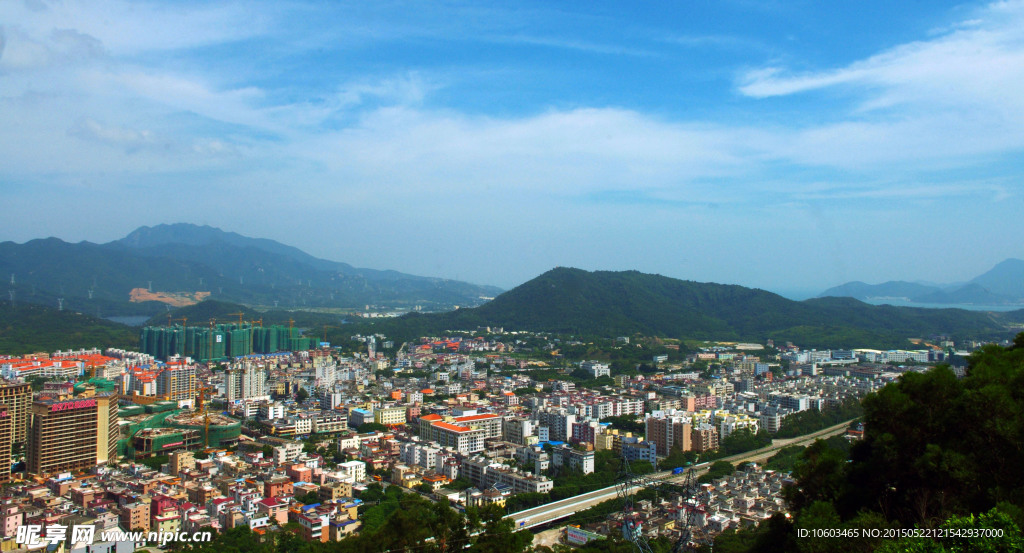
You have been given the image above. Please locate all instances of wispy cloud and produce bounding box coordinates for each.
[496,34,654,57]
[738,0,1024,116]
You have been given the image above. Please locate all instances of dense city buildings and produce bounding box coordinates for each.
[0,325,991,549]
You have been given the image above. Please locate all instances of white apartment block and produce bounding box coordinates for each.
[502,418,535,445]
[312,413,349,434]
[551,446,595,475]
[225,363,269,402]
[400,442,442,471]
[461,456,554,494]
[425,421,486,454]
[452,413,502,439]
[260,402,286,420]
[581,361,611,378]
[338,460,366,482]
[536,409,576,442]
[273,441,303,464]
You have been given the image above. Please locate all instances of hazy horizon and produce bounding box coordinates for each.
[4,1,1024,293]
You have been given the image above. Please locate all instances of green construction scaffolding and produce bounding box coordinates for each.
[139,323,311,361]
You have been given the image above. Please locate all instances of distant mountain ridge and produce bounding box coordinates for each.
[820,258,1024,305]
[0,224,502,316]
[356,268,1016,349]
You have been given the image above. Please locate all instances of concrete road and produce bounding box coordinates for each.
[507,419,855,529]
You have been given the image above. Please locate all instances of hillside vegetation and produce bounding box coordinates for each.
[353,268,1013,348]
[0,301,138,355]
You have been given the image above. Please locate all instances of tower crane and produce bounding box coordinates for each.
[321,324,338,343]
[196,385,214,448]
[171,317,189,357]
[227,312,245,326]
[207,318,217,366]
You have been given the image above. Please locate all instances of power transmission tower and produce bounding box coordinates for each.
[616,460,712,553]
[616,457,657,553]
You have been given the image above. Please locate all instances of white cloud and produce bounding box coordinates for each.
[739,0,1024,118]
[0,0,270,57]
[68,117,153,147]
[2,0,1024,224]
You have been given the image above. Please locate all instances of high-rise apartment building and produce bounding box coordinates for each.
[95,393,119,465]
[645,415,692,456]
[225,363,268,402]
[0,407,13,483]
[157,363,196,401]
[692,424,719,453]
[28,398,99,475]
[0,382,32,443]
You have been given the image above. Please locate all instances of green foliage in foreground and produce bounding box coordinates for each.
[762,436,851,473]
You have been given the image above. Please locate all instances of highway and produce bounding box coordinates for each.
[506,419,855,530]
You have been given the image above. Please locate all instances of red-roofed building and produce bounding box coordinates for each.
[453,413,502,439]
[0,359,82,380]
[257,497,289,524]
[421,420,485,453]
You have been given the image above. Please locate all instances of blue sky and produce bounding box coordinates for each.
[2,0,1024,296]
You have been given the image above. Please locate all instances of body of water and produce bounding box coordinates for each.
[104,315,151,326]
[862,299,1023,312]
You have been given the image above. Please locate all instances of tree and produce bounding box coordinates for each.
[699,461,735,483]
[570,368,592,380]
[358,422,389,433]
[295,491,319,505]
[662,446,698,469]
[468,504,533,553]
[603,415,645,434]
[416,482,435,494]
[295,387,309,402]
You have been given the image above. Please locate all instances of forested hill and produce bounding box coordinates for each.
[0,301,138,355]
[353,268,1012,348]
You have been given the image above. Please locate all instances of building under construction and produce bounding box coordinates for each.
[139,323,312,361]
[130,427,202,459]
[164,411,241,447]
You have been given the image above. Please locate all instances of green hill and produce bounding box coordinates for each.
[353,268,1012,348]
[0,300,138,355]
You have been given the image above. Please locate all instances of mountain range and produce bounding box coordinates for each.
[820,259,1024,305]
[3,265,1022,353]
[0,223,501,317]
[352,268,1023,349]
